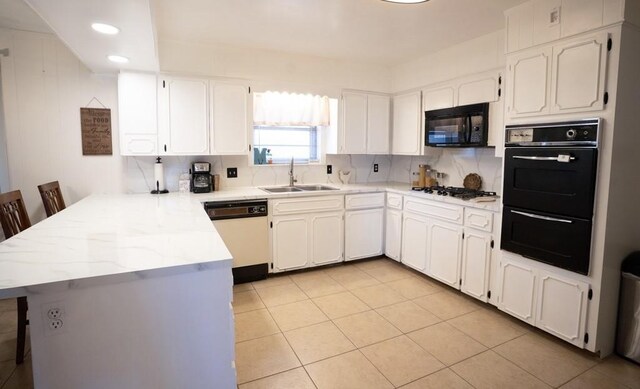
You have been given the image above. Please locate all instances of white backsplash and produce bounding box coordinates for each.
[125,149,502,194]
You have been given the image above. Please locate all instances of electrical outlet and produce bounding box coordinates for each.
[373,163,379,173]
[47,307,63,320]
[49,319,64,330]
[327,165,332,174]
[41,301,67,336]
[227,167,238,178]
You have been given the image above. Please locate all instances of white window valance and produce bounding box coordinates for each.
[253,91,330,126]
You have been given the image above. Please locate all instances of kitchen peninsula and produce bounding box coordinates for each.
[0,194,235,388]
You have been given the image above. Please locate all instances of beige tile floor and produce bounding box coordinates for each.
[0,257,639,388]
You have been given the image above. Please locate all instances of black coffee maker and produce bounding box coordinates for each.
[191,162,213,193]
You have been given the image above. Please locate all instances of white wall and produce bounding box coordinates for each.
[391,30,506,93]
[0,28,123,222]
[159,39,393,96]
[0,63,9,194]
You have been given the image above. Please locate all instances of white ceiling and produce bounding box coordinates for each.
[2,0,527,72]
[0,0,51,33]
[153,0,528,66]
[23,0,159,73]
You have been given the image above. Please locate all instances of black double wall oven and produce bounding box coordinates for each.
[501,119,600,275]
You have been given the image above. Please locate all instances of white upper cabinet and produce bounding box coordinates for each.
[550,32,609,114]
[210,82,250,155]
[158,77,209,155]
[506,31,609,119]
[117,72,158,156]
[506,47,552,118]
[366,95,391,154]
[422,86,455,111]
[341,92,390,154]
[392,91,423,156]
[504,0,623,54]
[341,92,368,154]
[457,74,500,106]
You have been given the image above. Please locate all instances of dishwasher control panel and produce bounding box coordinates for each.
[204,200,268,220]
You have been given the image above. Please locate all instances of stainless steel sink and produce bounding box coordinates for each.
[261,186,304,193]
[295,185,339,191]
[260,185,339,193]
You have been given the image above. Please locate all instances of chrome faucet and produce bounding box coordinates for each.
[289,157,297,186]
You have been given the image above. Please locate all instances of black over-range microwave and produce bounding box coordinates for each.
[425,103,489,147]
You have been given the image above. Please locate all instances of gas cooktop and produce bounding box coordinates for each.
[411,186,498,200]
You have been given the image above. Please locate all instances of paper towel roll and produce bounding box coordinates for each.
[154,161,165,191]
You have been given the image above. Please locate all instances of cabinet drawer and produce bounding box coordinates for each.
[464,208,494,232]
[271,195,344,215]
[386,193,403,210]
[345,193,385,210]
[404,197,464,224]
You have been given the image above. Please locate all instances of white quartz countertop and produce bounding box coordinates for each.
[186,182,501,211]
[0,194,232,298]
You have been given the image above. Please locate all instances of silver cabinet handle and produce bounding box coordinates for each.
[511,210,573,224]
[512,155,575,162]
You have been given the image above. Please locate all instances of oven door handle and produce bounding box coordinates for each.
[511,210,573,224]
[512,155,576,162]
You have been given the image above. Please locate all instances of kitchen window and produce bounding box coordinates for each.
[252,91,333,165]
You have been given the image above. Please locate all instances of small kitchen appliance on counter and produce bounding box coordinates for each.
[191,162,213,193]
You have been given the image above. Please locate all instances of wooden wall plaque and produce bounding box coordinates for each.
[80,108,112,155]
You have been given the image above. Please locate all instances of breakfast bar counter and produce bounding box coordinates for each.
[0,194,236,388]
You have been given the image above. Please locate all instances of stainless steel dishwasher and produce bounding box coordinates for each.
[204,199,269,284]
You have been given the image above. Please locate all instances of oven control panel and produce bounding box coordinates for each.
[505,118,599,147]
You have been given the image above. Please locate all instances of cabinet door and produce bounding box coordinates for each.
[341,92,368,154]
[427,220,463,288]
[457,76,499,106]
[211,82,250,155]
[385,209,402,262]
[311,211,344,266]
[392,91,423,155]
[505,2,534,53]
[272,215,309,272]
[118,72,158,156]
[550,32,608,114]
[423,87,455,111]
[159,77,209,155]
[401,212,428,271]
[536,270,589,347]
[506,47,552,118]
[345,208,384,261]
[461,230,492,302]
[367,95,390,154]
[497,256,537,325]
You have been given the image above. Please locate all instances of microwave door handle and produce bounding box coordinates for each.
[465,115,472,143]
[511,210,573,224]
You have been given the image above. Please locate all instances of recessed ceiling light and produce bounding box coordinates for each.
[107,55,129,64]
[382,0,429,3]
[91,23,120,35]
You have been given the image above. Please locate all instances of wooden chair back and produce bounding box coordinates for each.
[0,190,32,238]
[38,181,66,217]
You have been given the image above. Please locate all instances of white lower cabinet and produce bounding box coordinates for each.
[345,208,384,261]
[497,256,538,325]
[271,215,309,271]
[385,209,402,262]
[497,253,590,347]
[401,212,429,271]
[461,230,492,302]
[536,270,589,347]
[310,211,344,266]
[426,220,463,288]
[270,196,344,272]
